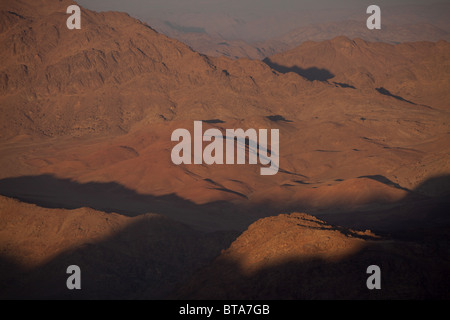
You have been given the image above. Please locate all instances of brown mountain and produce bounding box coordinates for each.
[154,30,269,60]
[258,20,450,57]
[264,36,450,110]
[0,0,449,299]
[0,195,237,299]
[174,212,450,299]
[1,0,310,139]
[134,2,450,60]
[1,0,449,233]
[142,20,450,61]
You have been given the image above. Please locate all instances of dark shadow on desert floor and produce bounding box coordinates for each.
[314,175,450,241]
[263,58,335,82]
[0,174,253,232]
[266,115,293,123]
[376,87,417,105]
[1,173,450,234]
[172,176,450,300]
[262,59,357,90]
[0,175,449,299]
[333,82,356,89]
[358,175,411,192]
[172,238,450,300]
[2,222,449,300]
[1,174,449,237]
[0,215,239,300]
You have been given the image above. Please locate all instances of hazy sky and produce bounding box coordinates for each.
[76,0,436,14]
[76,0,450,41]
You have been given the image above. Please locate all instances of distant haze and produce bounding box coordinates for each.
[76,0,436,16]
[76,0,450,41]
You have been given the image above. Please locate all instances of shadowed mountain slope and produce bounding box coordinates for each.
[264,36,450,110]
[0,0,449,300]
[174,212,450,300]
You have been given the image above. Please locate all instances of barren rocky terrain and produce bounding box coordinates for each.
[0,0,449,299]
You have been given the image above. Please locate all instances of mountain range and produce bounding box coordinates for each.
[146,2,450,59]
[0,0,449,299]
